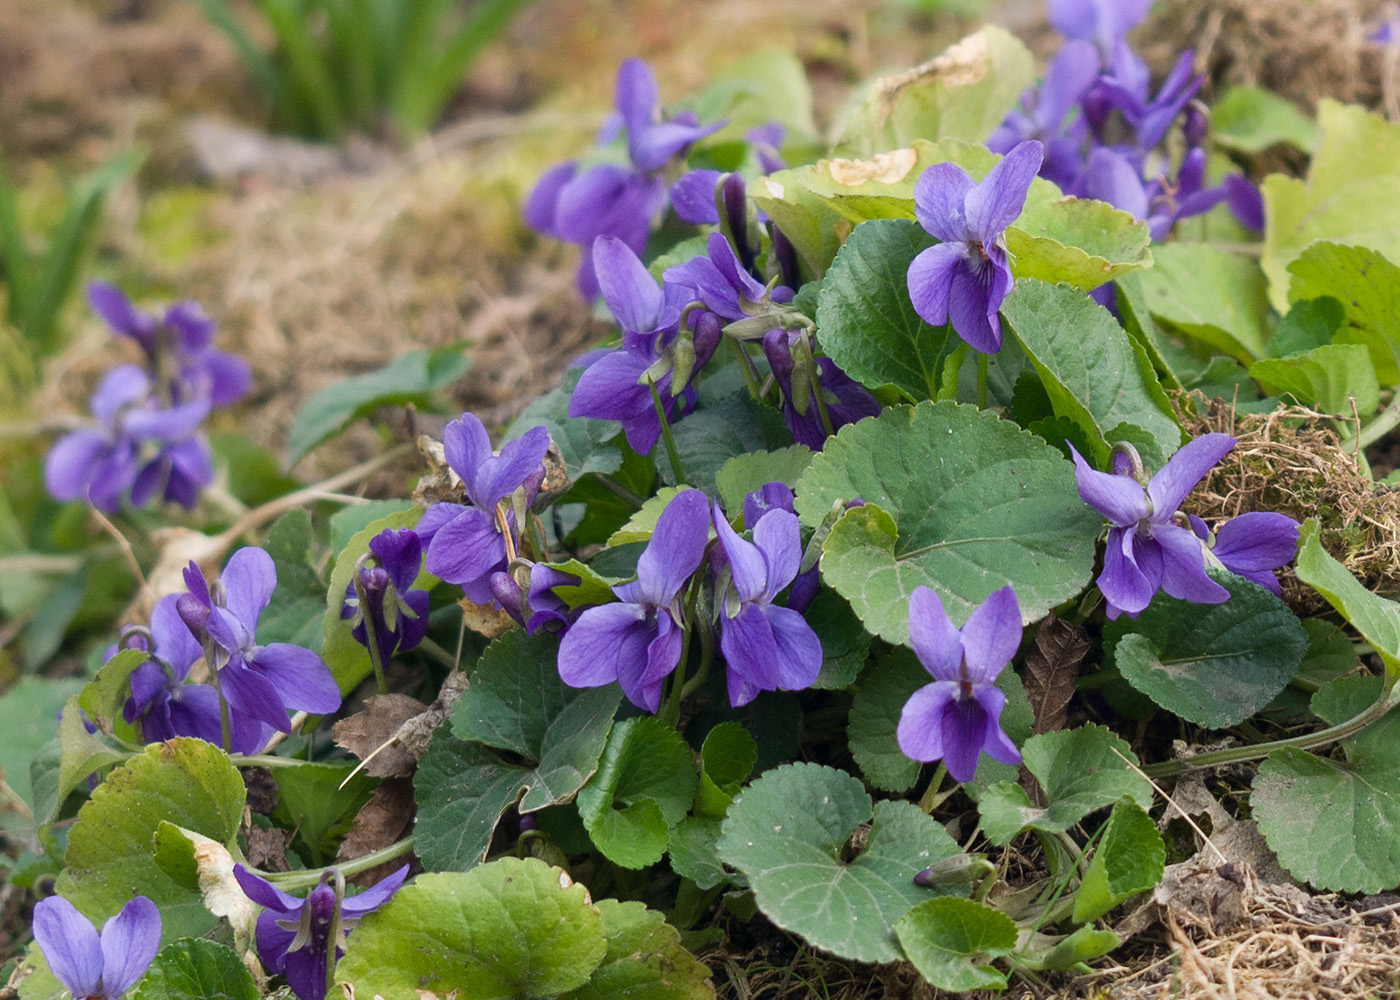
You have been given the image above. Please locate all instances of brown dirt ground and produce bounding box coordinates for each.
[8,0,1400,997]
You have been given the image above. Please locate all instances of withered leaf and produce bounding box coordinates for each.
[337,779,416,885]
[1022,614,1090,735]
[333,694,426,778]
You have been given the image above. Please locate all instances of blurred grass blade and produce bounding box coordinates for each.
[188,0,284,102]
[26,148,145,355]
[258,0,347,140]
[395,0,531,136]
[0,146,38,331]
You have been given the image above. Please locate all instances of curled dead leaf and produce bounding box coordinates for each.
[826,148,919,186]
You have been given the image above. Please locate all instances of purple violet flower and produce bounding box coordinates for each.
[762,329,880,449]
[177,548,342,746]
[896,586,1023,784]
[524,58,723,298]
[1188,512,1301,595]
[418,412,550,605]
[742,483,819,614]
[233,865,408,1000]
[1070,435,1237,618]
[712,503,821,707]
[569,237,721,454]
[906,141,1044,354]
[32,895,160,1000]
[87,282,251,407]
[558,488,710,712]
[341,528,430,667]
[120,594,227,749]
[988,40,1098,191]
[664,231,794,327]
[1094,47,1202,152]
[1077,146,1228,241]
[492,563,581,635]
[44,365,212,512]
[1047,0,1153,59]
[670,123,788,226]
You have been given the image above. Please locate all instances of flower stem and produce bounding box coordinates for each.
[259,837,416,889]
[917,763,949,813]
[731,337,762,400]
[1143,683,1400,778]
[976,351,988,410]
[649,380,686,485]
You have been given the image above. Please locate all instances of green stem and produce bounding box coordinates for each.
[591,474,645,510]
[650,380,686,485]
[661,624,693,729]
[416,635,457,670]
[680,603,714,702]
[916,763,949,813]
[976,351,988,410]
[259,837,417,890]
[1143,685,1400,778]
[731,337,762,400]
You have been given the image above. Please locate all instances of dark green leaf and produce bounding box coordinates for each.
[795,401,1100,643]
[1073,799,1166,923]
[1105,570,1307,729]
[893,897,1017,992]
[285,346,471,465]
[129,938,260,1000]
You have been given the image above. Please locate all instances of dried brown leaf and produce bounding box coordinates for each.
[332,693,426,778]
[1022,614,1089,735]
[337,779,416,885]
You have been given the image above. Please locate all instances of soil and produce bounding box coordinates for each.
[7,0,1400,997]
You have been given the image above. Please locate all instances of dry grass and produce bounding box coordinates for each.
[1176,393,1400,609]
[1145,0,1390,111]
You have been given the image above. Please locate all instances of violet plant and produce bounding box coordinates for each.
[22,4,1400,997]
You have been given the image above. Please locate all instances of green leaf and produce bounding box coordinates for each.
[1004,198,1152,290]
[1294,519,1400,675]
[1073,800,1166,923]
[847,648,929,793]
[607,487,696,546]
[1286,242,1400,383]
[1269,296,1346,357]
[668,816,727,890]
[1261,101,1400,310]
[814,218,957,401]
[795,401,1100,644]
[337,860,607,998]
[1105,570,1307,729]
[1253,677,1400,892]
[977,725,1152,845]
[208,433,299,509]
[714,447,814,516]
[718,762,965,963]
[32,694,133,828]
[413,730,531,873]
[505,367,623,480]
[257,513,325,650]
[77,648,147,733]
[664,383,793,492]
[321,507,422,694]
[1138,244,1271,361]
[328,500,416,555]
[576,717,697,868]
[807,587,871,689]
[538,559,621,610]
[695,722,758,818]
[1211,86,1316,154]
[893,897,1017,992]
[1018,925,1121,972]
[1001,279,1181,468]
[557,898,714,1000]
[55,739,246,943]
[418,631,620,870]
[1248,344,1380,415]
[271,761,377,865]
[833,26,1035,155]
[285,346,471,465]
[0,677,84,821]
[129,939,260,1000]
